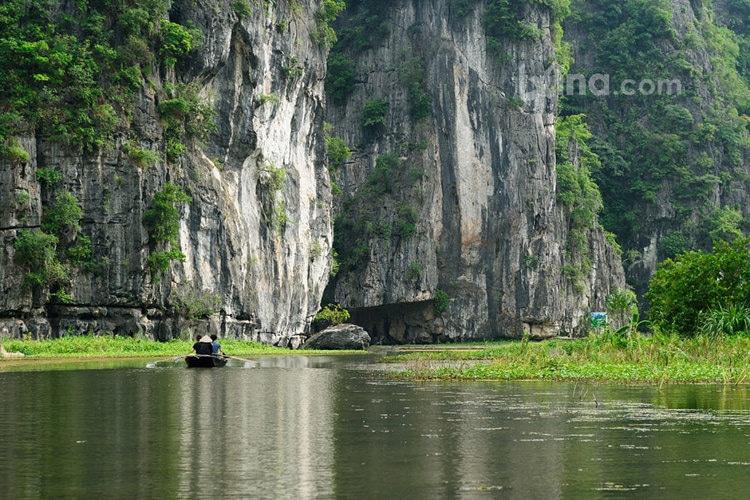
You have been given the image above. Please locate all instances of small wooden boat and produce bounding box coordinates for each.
[185,355,228,368]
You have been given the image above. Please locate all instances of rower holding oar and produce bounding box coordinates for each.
[210,334,225,356]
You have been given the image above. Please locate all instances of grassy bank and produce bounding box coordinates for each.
[385,332,750,384]
[0,336,322,359]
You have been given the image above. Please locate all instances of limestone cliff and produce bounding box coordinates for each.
[562,0,750,296]
[0,0,631,345]
[325,0,626,342]
[0,0,332,344]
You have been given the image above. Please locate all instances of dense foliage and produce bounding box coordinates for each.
[563,0,750,293]
[646,237,750,336]
[0,0,204,155]
[12,173,87,299]
[314,303,351,325]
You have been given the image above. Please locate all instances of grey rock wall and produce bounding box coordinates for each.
[326,0,626,341]
[0,0,630,345]
[0,0,332,344]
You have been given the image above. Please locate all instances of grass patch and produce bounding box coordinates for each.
[385,334,750,384]
[0,336,357,359]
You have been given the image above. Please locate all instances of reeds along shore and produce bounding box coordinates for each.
[384,332,750,384]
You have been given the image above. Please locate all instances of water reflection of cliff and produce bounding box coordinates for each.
[175,362,336,498]
[4,362,750,497]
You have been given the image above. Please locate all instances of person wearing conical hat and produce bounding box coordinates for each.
[188,334,214,356]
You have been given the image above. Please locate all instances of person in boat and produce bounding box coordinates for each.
[189,335,214,356]
[210,334,225,357]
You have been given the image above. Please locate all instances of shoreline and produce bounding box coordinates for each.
[4,334,750,384]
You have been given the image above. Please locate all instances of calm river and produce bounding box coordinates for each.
[2,354,750,498]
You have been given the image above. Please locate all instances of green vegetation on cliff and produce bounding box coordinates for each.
[0,0,204,156]
[143,183,191,278]
[555,114,604,289]
[563,0,750,294]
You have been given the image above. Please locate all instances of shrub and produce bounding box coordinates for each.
[67,235,92,264]
[13,229,58,269]
[399,58,431,119]
[314,303,350,325]
[484,0,543,42]
[36,167,62,186]
[313,0,346,47]
[144,184,191,277]
[647,237,750,336]
[698,304,750,338]
[396,204,419,239]
[148,249,186,275]
[124,143,161,168]
[606,288,638,328]
[326,52,357,102]
[256,93,281,106]
[144,183,191,245]
[231,0,252,19]
[13,229,69,288]
[42,192,83,235]
[326,135,351,170]
[5,139,29,163]
[433,289,450,315]
[659,231,689,259]
[158,84,216,162]
[361,98,389,137]
[175,287,222,319]
[405,262,422,281]
[159,21,197,67]
[447,0,474,18]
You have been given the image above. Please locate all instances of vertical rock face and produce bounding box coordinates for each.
[326,1,625,342]
[0,1,332,344]
[0,0,631,345]
[561,0,750,296]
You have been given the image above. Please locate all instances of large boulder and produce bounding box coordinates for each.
[303,323,371,351]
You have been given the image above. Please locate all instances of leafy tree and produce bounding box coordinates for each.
[361,98,389,137]
[646,237,750,336]
[325,51,357,102]
[42,192,83,235]
[314,303,350,325]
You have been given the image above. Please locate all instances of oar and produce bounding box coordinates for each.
[224,355,258,367]
[146,355,185,368]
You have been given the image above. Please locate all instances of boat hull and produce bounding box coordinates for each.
[185,355,228,368]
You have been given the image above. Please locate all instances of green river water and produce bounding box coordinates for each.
[1,354,750,498]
